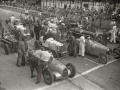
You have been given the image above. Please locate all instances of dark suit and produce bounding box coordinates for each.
[102,32,108,46]
[34,24,42,40]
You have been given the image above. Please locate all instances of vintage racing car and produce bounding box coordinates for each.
[70,28,96,40]
[27,49,76,85]
[37,36,68,58]
[67,38,112,64]
[96,29,120,43]
[0,25,34,55]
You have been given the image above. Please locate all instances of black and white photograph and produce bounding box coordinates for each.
[0,0,120,90]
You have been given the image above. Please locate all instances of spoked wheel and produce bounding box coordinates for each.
[4,44,9,55]
[99,53,107,64]
[43,68,53,85]
[113,49,120,59]
[66,63,76,78]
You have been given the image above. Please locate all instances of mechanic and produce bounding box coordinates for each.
[10,15,16,26]
[79,35,85,57]
[22,37,28,66]
[16,36,26,67]
[68,32,76,57]
[29,47,53,84]
[38,12,42,23]
[34,20,42,40]
[110,22,117,43]
[28,16,33,31]
[102,30,108,46]
[19,12,24,23]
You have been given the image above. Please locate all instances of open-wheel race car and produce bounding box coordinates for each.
[0,32,18,55]
[35,36,68,58]
[96,29,120,44]
[0,26,34,55]
[70,28,96,40]
[67,38,113,64]
[27,49,76,85]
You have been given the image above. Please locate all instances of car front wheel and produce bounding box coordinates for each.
[113,49,120,59]
[66,63,76,78]
[43,68,54,85]
[99,53,107,64]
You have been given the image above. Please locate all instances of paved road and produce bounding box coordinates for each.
[0,8,120,90]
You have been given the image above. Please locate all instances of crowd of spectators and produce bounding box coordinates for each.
[0,0,118,29]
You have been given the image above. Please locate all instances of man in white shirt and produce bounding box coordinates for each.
[79,35,85,57]
[10,15,16,27]
[10,15,16,22]
[30,47,53,84]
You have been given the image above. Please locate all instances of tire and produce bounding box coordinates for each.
[34,40,41,50]
[30,30,34,38]
[43,68,54,85]
[66,63,76,78]
[99,53,107,64]
[113,49,120,59]
[67,45,74,56]
[4,44,9,55]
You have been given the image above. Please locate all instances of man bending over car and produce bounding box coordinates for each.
[29,47,53,84]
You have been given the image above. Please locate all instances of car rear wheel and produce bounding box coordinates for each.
[113,49,120,59]
[43,68,54,85]
[4,44,9,55]
[66,63,76,78]
[99,53,107,64]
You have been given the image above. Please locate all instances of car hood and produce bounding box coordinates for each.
[90,40,109,50]
[72,29,95,36]
[49,59,66,74]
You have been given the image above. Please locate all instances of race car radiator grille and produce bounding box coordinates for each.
[62,68,68,77]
